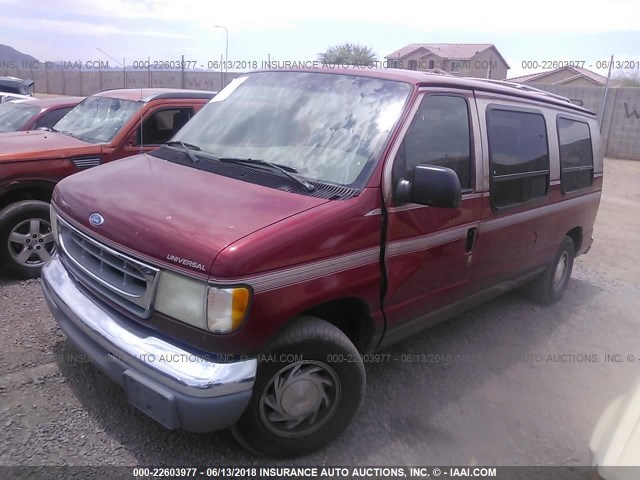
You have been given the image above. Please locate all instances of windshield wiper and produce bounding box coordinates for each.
[218,157,315,192]
[57,129,78,139]
[36,126,57,133]
[165,140,201,163]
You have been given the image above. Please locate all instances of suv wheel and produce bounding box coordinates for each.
[231,316,365,457]
[527,235,575,305]
[0,200,55,279]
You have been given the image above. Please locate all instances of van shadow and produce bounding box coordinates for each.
[54,278,603,465]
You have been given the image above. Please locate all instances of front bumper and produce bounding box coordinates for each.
[41,255,257,432]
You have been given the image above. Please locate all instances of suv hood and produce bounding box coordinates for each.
[53,154,328,277]
[0,130,96,161]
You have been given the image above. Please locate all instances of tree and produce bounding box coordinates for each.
[318,43,377,66]
[613,70,640,87]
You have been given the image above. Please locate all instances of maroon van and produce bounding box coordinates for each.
[41,69,602,457]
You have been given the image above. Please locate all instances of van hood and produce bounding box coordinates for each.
[53,153,329,277]
[0,130,97,161]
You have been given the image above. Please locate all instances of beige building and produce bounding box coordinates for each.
[384,43,509,79]
[509,66,610,87]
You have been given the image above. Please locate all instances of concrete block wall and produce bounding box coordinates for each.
[0,66,637,160]
[0,67,241,94]
[531,83,640,160]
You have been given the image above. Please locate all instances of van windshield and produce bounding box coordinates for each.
[53,96,141,144]
[173,71,411,188]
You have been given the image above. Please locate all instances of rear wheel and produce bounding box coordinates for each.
[527,235,575,305]
[231,316,365,457]
[0,200,55,279]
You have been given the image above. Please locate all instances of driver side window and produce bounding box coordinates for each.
[393,94,472,191]
[136,108,194,146]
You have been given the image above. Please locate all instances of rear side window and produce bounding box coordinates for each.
[557,117,593,192]
[396,94,472,190]
[487,108,549,208]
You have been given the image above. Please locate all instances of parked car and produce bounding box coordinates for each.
[0,96,84,133]
[0,92,32,103]
[0,88,216,278]
[41,69,602,457]
[589,378,640,479]
[0,76,34,97]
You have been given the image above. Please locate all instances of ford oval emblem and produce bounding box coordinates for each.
[89,213,104,227]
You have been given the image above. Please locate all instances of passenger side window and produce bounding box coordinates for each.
[487,108,549,208]
[557,117,593,192]
[137,108,194,146]
[394,95,472,192]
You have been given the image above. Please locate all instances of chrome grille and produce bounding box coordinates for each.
[57,217,159,317]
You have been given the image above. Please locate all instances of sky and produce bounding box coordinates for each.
[0,0,638,79]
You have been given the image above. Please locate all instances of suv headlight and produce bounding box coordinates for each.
[154,270,250,334]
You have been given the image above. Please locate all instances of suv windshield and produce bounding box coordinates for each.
[0,102,40,132]
[53,96,141,144]
[173,71,411,188]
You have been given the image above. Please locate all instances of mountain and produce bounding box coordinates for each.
[0,44,40,66]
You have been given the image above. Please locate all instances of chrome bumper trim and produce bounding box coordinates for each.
[42,255,257,398]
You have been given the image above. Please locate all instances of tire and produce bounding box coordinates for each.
[0,200,55,279]
[230,316,366,457]
[527,236,575,305]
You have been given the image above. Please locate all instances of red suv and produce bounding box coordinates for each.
[0,88,215,278]
[41,69,602,457]
[0,96,84,133]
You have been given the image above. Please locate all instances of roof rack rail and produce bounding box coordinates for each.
[469,77,573,103]
[420,69,453,76]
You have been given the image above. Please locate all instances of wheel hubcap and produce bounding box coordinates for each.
[7,218,56,268]
[259,360,340,438]
[553,252,568,286]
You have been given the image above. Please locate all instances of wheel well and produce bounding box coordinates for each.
[301,297,374,352]
[566,227,583,254]
[0,185,53,211]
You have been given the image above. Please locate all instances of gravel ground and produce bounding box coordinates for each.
[0,158,638,468]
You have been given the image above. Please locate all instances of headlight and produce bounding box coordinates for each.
[50,204,59,245]
[154,271,250,334]
[154,271,208,329]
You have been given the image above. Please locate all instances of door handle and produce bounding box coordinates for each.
[465,227,478,254]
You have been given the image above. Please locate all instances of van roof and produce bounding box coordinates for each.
[93,88,217,102]
[250,68,596,116]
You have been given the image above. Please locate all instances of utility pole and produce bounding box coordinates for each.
[599,55,614,132]
[214,25,229,87]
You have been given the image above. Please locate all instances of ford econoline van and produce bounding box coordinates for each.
[41,68,602,457]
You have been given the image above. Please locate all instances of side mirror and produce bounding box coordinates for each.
[395,164,462,208]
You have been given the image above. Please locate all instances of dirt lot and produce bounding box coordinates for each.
[0,158,639,468]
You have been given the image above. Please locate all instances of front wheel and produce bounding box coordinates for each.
[0,200,55,279]
[527,235,575,305]
[231,316,366,457]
